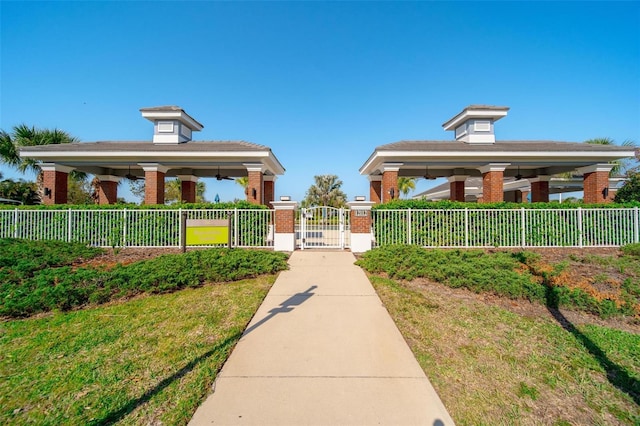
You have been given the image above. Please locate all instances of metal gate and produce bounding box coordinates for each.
[297,207,350,249]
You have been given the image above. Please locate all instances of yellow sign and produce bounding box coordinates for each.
[186,219,229,245]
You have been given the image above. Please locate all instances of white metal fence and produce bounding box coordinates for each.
[372,208,640,248]
[0,209,274,248]
[296,207,350,249]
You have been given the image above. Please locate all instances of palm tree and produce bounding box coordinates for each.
[164,179,206,203]
[235,176,249,195]
[303,174,347,208]
[584,137,636,177]
[397,177,416,199]
[1,125,84,201]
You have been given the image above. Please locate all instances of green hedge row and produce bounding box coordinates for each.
[0,239,289,318]
[373,200,640,210]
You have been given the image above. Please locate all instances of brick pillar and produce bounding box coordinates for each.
[530,177,550,203]
[479,164,509,203]
[272,200,297,251]
[369,176,382,203]
[382,166,400,203]
[448,176,466,202]
[519,190,530,203]
[348,201,375,252]
[95,175,120,205]
[141,164,169,205]
[246,165,264,205]
[177,175,198,203]
[579,164,614,204]
[264,176,275,208]
[41,164,73,205]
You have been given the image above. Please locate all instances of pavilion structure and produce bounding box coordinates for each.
[359,105,635,204]
[19,106,285,206]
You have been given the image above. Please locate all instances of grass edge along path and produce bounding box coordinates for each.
[0,275,277,425]
[369,275,640,425]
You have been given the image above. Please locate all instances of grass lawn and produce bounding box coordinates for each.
[0,276,275,425]
[371,275,640,425]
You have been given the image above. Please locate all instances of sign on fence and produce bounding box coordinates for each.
[186,219,229,245]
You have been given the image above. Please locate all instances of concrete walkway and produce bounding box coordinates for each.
[189,251,454,426]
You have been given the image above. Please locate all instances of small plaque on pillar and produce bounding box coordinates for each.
[355,209,368,217]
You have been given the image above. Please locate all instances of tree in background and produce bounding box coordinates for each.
[0,125,86,202]
[235,176,249,195]
[165,179,206,203]
[397,177,416,199]
[303,174,347,208]
[584,138,636,177]
[0,179,39,204]
[614,172,640,203]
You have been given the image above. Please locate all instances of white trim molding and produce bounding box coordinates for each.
[478,163,510,174]
[447,175,468,183]
[576,164,615,174]
[176,175,199,183]
[95,175,122,183]
[140,163,171,174]
[40,163,75,173]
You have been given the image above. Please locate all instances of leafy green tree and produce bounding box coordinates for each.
[398,177,416,199]
[614,172,640,202]
[0,179,39,204]
[303,174,347,208]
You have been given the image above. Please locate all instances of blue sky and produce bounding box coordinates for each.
[1,1,639,203]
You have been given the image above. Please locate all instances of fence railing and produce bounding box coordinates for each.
[372,208,640,248]
[0,209,274,248]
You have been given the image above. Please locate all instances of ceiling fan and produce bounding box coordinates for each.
[423,166,437,180]
[215,167,233,181]
[125,165,143,181]
[515,166,523,181]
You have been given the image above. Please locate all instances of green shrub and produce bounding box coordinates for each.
[621,243,640,258]
[0,240,289,318]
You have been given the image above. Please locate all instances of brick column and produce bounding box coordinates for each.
[530,176,550,203]
[272,200,298,251]
[369,176,382,203]
[245,164,264,205]
[382,165,400,203]
[478,164,509,203]
[263,176,276,208]
[177,175,198,203]
[41,163,73,205]
[141,164,169,205]
[347,201,375,252]
[519,190,530,204]
[448,176,467,202]
[579,164,614,204]
[95,175,121,205]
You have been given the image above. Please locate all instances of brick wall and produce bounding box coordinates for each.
[264,179,274,208]
[382,170,398,203]
[97,180,118,205]
[449,180,465,202]
[275,209,295,233]
[369,180,381,203]
[144,171,165,205]
[482,171,504,203]
[181,180,196,203]
[42,170,68,205]
[531,180,549,203]
[247,170,263,205]
[583,171,611,204]
[350,210,371,233]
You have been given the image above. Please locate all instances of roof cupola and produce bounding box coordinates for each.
[442,105,509,144]
[140,106,204,144]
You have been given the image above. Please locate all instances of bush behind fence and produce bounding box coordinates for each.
[0,209,273,248]
[373,208,640,248]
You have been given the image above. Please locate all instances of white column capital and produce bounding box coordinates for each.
[271,201,298,210]
[176,175,199,183]
[382,163,403,173]
[263,175,277,182]
[140,163,170,174]
[95,175,122,183]
[447,175,468,183]
[478,163,510,174]
[347,201,376,210]
[368,175,382,182]
[577,164,614,174]
[244,163,265,173]
[528,175,551,183]
[40,163,75,173]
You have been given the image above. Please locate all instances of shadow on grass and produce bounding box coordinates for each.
[544,285,640,405]
[91,331,242,426]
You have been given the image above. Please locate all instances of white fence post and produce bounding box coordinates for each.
[67,208,72,242]
[464,208,469,248]
[520,208,526,248]
[635,207,639,244]
[13,208,18,239]
[407,208,412,245]
[578,207,583,248]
